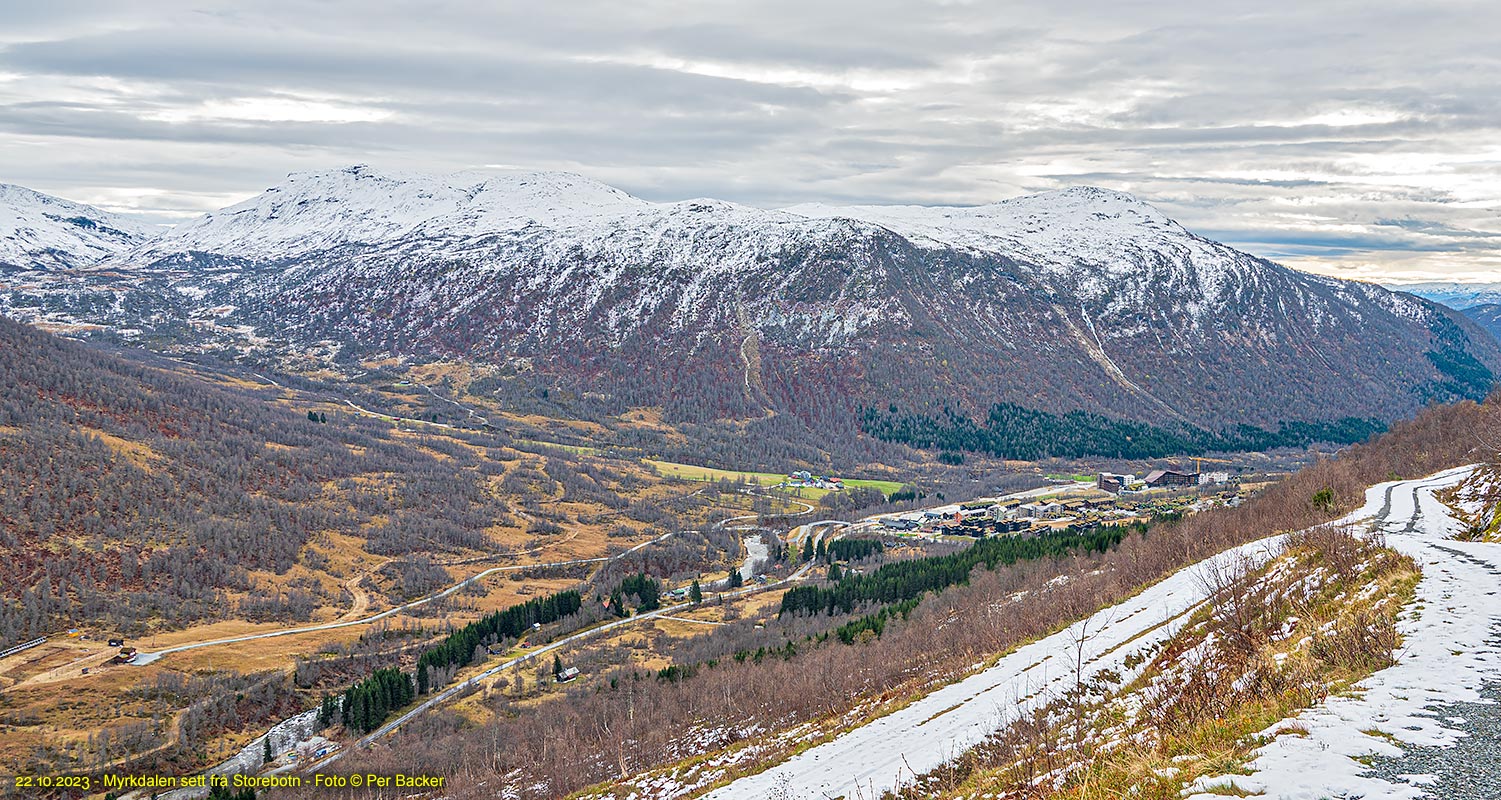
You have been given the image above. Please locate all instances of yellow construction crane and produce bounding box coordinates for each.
[1193,456,1234,473]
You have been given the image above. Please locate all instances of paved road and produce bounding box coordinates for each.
[702,470,1480,800]
[318,556,823,766]
[131,530,679,666]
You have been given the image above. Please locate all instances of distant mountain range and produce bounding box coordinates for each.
[2,167,1497,457]
[1387,281,1501,311]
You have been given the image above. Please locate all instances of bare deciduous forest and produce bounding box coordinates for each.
[292,393,1499,799]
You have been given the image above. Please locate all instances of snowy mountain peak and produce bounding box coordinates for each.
[783,184,1185,258]
[784,186,1251,305]
[0,183,155,270]
[1006,185,1175,223]
[129,165,653,264]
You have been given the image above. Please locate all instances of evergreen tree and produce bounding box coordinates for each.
[262,736,272,764]
[728,569,743,588]
[781,523,1136,619]
[801,538,814,562]
[552,654,564,680]
[815,538,826,560]
[417,661,430,695]
[316,695,334,728]
[689,579,703,604]
[827,563,842,582]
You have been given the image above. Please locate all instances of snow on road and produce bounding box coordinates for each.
[703,537,1288,797]
[1187,465,1501,800]
[703,467,1483,800]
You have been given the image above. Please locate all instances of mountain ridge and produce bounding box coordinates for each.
[0,183,155,271]
[1385,281,1501,310]
[2,167,1497,452]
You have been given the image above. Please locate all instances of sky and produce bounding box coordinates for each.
[1,1,1498,283]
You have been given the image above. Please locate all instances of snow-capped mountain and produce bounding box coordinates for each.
[1385,281,1501,311]
[788,187,1262,309]
[0,183,154,271]
[3,167,1498,434]
[125,165,656,264]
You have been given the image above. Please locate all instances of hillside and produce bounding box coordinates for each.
[0,315,705,648]
[0,183,153,271]
[291,391,1501,800]
[2,169,1498,460]
[1464,302,1501,342]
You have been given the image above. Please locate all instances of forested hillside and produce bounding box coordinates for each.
[859,402,1387,460]
[1464,303,1501,343]
[298,391,1500,799]
[0,316,682,647]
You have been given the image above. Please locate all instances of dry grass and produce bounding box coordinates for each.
[930,528,1420,800]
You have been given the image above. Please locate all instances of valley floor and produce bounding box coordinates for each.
[702,466,1496,800]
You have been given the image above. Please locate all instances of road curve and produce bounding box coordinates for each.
[1186,465,1498,800]
[318,556,822,765]
[700,469,1478,800]
[131,530,679,666]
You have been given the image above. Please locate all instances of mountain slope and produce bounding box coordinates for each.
[4,169,1499,455]
[0,312,690,647]
[1463,303,1501,343]
[0,183,154,271]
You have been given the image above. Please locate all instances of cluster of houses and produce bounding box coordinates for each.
[876,476,1248,539]
[1097,469,1233,494]
[781,471,844,491]
[879,495,1121,537]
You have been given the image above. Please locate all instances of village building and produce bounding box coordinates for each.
[1144,469,1198,488]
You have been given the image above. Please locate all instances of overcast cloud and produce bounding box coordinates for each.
[1,0,1498,281]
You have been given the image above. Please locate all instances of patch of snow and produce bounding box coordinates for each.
[1187,465,1495,800]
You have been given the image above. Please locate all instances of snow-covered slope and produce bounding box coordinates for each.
[5,167,1499,432]
[786,186,1193,268]
[786,187,1412,319]
[123,164,838,266]
[128,165,650,263]
[1187,466,1497,800]
[700,466,1490,800]
[0,183,154,270]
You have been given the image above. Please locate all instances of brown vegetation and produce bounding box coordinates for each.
[913,527,1419,799]
[297,395,1499,799]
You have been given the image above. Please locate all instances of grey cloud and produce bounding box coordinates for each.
[0,1,1498,280]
